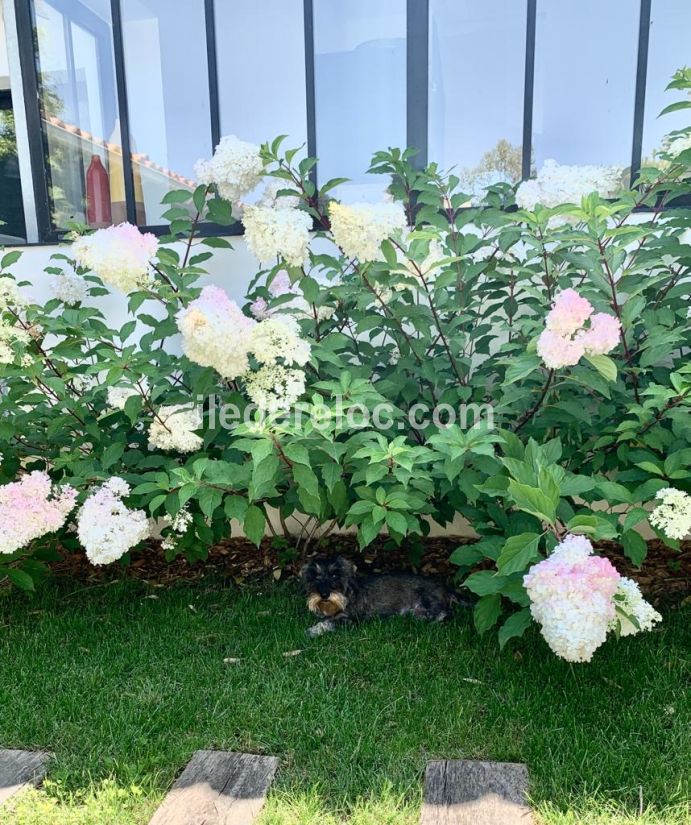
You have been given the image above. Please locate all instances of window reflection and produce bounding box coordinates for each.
[32,0,124,231]
[429,0,526,196]
[121,0,211,225]
[0,6,27,243]
[533,0,638,170]
[216,0,307,150]
[642,0,691,165]
[313,0,406,202]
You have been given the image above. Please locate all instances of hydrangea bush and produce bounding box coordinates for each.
[0,70,689,660]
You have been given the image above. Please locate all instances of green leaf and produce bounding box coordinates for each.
[161,189,193,203]
[507,479,557,525]
[498,609,532,649]
[1,251,22,269]
[244,505,266,547]
[386,510,408,535]
[7,568,35,591]
[224,495,248,522]
[622,530,647,567]
[496,533,541,576]
[473,594,502,634]
[585,354,618,382]
[464,570,507,596]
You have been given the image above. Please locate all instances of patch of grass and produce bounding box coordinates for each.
[0,578,688,824]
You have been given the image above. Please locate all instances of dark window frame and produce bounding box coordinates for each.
[12,0,682,244]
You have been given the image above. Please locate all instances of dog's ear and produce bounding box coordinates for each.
[334,556,356,576]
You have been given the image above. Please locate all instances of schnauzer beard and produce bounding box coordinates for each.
[307,591,348,617]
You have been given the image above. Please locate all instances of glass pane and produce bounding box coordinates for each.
[533,0,638,169]
[32,0,124,231]
[216,0,307,149]
[429,0,526,193]
[121,0,211,225]
[642,0,691,163]
[314,0,406,201]
[0,7,27,243]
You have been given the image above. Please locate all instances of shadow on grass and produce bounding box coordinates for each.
[0,577,688,824]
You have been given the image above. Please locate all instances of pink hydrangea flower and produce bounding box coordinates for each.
[579,312,621,355]
[268,271,292,297]
[545,288,594,336]
[536,329,585,369]
[0,471,77,555]
[249,297,270,319]
[524,534,621,662]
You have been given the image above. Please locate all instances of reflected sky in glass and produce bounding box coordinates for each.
[429,0,526,186]
[642,0,691,162]
[533,0,638,169]
[314,0,406,201]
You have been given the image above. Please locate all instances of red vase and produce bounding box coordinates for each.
[86,155,112,226]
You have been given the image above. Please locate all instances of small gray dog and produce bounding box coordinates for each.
[301,555,460,637]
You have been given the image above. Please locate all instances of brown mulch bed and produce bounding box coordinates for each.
[48,535,690,608]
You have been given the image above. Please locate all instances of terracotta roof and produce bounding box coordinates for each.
[44,115,196,188]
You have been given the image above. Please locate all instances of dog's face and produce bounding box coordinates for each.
[300,556,356,617]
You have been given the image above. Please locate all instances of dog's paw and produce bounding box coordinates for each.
[306,620,332,638]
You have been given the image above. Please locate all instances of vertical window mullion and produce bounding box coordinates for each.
[406,0,428,170]
[630,0,652,186]
[14,0,52,241]
[303,0,317,189]
[109,0,136,224]
[205,0,220,148]
[521,0,536,180]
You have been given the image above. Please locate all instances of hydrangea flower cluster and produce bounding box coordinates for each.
[537,289,621,369]
[177,285,256,379]
[178,286,311,414]
[148,404,203,454]
[0,471,77,555]
[649,487,691,540]
[161,506,193,552]
[248,317,311,367]
[106,381,146,412]
[244,364,306,414]
[77,477,150,565]
[72,223,158,294]
[194,135,264,202]
[242,205,312,267]
[50,269,88,305]
[516,160,624,210]
[329,201,406,262]
[524,534,660,662]
[663,132,691,158]
[0,277,30,364]
[611,577,662,637]
[256,179,300,210]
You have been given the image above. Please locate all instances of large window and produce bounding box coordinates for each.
[3,0,687,242]
[0,5,27,243]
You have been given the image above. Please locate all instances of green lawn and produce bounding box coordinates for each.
[0,576,688,825]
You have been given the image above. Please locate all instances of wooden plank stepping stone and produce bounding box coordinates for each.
[420,759,533,825]
[0,749,51,806]
[148,750,278,825]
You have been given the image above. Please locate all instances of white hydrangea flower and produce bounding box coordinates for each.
[77,477,150,565]
[329,201,406,262]
[610,577,662,637]
[0,277,25,310]
[194,135,264,202]
[50,269,88,305]
[515,160,624,210]
[107,381,146,412]
[249,317,311,366]
[649,487,691,540]
[664,132,691,157]
[242,205,312,267]
[177,285,256,379]
[245,364,306,413]
[148,404,203,454]
[256,178,300,210]
[72,223,158,293]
